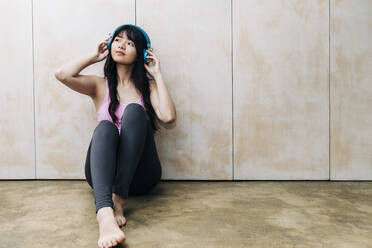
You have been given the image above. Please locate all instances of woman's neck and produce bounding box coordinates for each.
[116,63,134,86]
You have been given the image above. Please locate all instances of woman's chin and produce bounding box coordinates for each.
[115,59,135,65]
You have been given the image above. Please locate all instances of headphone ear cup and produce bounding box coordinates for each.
[106,38,112,50]
[143,49,148,64]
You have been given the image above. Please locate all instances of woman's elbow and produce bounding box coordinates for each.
[54,70,65,82]
[54,70,66,82]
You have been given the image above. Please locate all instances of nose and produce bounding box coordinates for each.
[118,42,124,50]
[118,41,127,50]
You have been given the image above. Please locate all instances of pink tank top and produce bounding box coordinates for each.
[97,78,146,134]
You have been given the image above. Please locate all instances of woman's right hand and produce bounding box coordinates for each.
[92,37,110,62]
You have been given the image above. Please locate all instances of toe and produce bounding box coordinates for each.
[117,218,122,226]
[107,240,113,247]
[108,240,113,248]
[117,233,126,243]
[104,240,109,248]
[111,237,118,246]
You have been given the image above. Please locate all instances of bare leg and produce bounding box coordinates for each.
[97,207,126,248]
[112,193,127,227]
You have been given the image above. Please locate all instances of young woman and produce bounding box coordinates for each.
[55,24,176,248]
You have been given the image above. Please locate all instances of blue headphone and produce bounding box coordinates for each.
[106,24,151,64]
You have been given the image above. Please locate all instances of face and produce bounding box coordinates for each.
[111,30,137,65]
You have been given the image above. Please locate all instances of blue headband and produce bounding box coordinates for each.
[106,24,151,64]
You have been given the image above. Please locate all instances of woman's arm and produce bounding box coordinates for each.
[145,49,176,123]
[149,74,176,123]
[54,54,100,97]
[54,38,109,97]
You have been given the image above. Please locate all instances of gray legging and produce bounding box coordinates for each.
[84,103,162,213]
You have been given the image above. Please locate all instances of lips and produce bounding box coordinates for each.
[116,51,125,56]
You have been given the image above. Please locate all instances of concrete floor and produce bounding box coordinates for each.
[1,181,372,248]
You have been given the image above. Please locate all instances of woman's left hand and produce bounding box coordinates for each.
[144,49,161,78]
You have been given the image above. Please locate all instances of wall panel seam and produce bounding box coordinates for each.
[328,0,331,180]
[231,0,234,180]
[31,0,36,179]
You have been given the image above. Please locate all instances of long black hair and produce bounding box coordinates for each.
[104,25,160,134]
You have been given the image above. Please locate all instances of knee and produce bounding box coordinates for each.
[93,120,119,140]
[121,103,147,126]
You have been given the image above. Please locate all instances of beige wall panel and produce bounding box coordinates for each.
[234,0,329,179]
[137,0,233,179]
[330,0,372,180]
[33,0,135,178]
[0,1,35,179]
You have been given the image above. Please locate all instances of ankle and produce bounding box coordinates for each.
[113,193,126,204]
[96,206,114,222]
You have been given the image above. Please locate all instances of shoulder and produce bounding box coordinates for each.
[95,75,107,90]
[97,76,107,85]
[91,76,107,101]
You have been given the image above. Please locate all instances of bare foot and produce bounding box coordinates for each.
[97,207,126,248]
[112,193,127,227]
